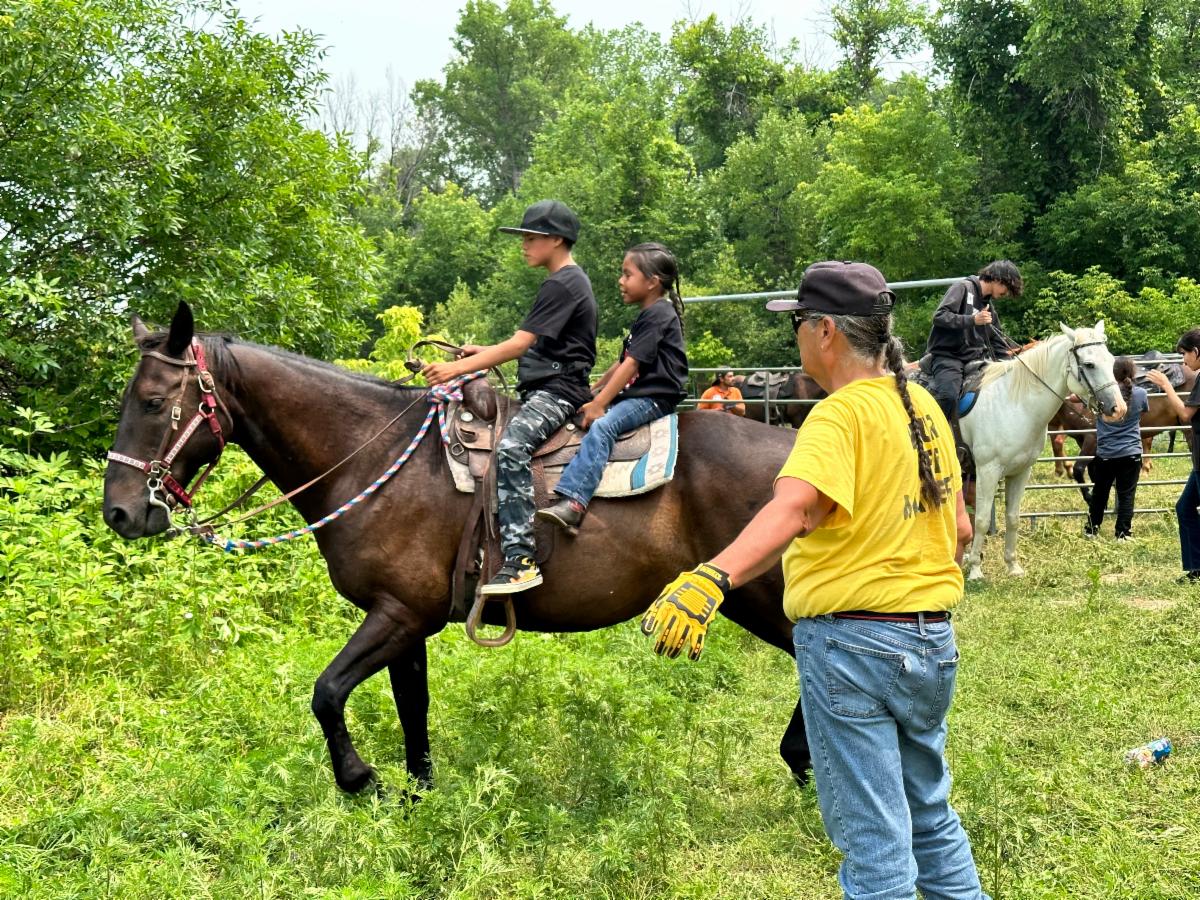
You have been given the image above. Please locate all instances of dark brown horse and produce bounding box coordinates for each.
[733,372,825,429]
[102,304,810,794]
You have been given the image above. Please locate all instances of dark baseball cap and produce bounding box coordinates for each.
[498,199,580,243]
[765,261,896,316]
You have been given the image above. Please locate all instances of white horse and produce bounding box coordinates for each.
[960,322,1126,581]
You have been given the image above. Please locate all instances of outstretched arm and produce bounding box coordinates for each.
[422,331,537,384]
[708,477,836,588]
[1146,369,1198,422]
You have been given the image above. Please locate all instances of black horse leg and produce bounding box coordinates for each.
[780,698,811,788]
[311,600,414,793]
[388,640,432,790]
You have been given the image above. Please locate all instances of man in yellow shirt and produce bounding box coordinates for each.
[642,262,987,900]
[697,370,745,415]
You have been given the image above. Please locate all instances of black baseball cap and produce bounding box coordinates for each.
[765,261,896,316]
[498,199,580,243]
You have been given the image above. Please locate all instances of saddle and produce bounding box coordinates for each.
[447,378,657,627]
[913,355,988,418]
[743,371,792,395]
[1136,353,1187,392]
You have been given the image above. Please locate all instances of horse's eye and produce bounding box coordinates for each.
[143,397,165,413]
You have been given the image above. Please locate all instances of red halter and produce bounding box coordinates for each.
[106,339,227,517]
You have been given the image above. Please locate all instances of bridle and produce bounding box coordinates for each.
[1015,337,1118,414]
[106,339,229,531]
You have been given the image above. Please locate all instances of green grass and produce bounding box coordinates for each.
[1,446,1198,899]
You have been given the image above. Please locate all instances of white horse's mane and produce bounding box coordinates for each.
[978,329,1096,403]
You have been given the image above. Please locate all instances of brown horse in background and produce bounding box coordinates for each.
[102,304,811,795]
[733,372,825,429]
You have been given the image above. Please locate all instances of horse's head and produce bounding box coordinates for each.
[103,302,229,539]
[1060,320,1126,420]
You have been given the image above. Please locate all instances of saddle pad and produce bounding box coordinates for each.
[447,414,679,498]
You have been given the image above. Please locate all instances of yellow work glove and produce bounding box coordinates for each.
[640,563,731,660]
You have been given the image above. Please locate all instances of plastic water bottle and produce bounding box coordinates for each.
[1124,737,1172,769]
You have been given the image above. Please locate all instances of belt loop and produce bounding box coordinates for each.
[918,612,926,637]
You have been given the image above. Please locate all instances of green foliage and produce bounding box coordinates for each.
[378,184,504,315]
[1019,268,1200,354]
[337,306,427,382]
[831,0,927,99]
[707,110,827,284]
[413,0,584,202]
[0,0,377,457]
[670,15,789,171]
[796,78,1009,280]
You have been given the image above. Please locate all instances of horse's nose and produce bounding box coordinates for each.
[104,502,135,537]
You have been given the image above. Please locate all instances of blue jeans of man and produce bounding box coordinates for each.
[1178,470,1200,572]
[553,397,665,507]
[793,615,989,900]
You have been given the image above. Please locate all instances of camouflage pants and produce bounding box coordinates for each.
[496,390,576,562]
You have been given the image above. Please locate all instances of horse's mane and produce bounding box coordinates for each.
[978,332,1074,402]
[139,331,421,396]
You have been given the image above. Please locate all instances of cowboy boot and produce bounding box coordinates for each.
[536,497,586,536]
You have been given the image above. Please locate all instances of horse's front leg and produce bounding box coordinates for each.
[966,467,1000,581]
[389,640,432,790]
[1003,468,1033,577]
[311,597,417,793]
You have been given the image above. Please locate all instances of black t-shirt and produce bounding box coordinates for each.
[1188,379,1200,471]
[518,265,597,407]
[617,299,688,407]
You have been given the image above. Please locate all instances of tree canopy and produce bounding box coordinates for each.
[6,0,1200,460]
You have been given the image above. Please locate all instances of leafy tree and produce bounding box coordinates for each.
[0,0,376,456]
[831,0,927,99]
[931,0,1145,207]
[413,0,583,203]
[795,78,1012,280]
[670,15,788,171]
[1020,268,1200,354]
[707,110,827,285]
[377,184,504,315]
[1036,105,1200,281]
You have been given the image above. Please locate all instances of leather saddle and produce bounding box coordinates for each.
[913,354,988,417]
[448,378,652,480]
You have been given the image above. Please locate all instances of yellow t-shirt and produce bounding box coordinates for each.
[777,376,963,621]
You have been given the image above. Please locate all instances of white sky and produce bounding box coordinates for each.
[231,0,905,98]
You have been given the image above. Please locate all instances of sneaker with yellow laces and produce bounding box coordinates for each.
[480,557,543,595]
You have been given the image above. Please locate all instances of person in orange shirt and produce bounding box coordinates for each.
[697,370,745,415]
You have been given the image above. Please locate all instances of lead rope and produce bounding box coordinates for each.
[198,371,486,552]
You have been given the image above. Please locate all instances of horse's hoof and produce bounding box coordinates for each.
[336,764,378,795]
[967,568,984,582]
[1007,565,1026,577]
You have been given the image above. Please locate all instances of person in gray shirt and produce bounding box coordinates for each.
[1085,358,1148,540]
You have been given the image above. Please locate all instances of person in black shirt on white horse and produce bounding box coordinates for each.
[926,260,1023,424]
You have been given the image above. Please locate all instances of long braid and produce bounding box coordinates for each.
[884,335,945,508]
[669,274,686,336]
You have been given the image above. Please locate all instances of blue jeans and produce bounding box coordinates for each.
[1178,470,1200,572]
[793,615,989,900]
[553,397,665,507]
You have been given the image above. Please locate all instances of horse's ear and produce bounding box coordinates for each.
[165,302,194,357]
[1096,319,1106,337]
[131,315,150,343]
[1059,322,1075,339]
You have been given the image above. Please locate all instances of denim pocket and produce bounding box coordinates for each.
[823,637,906,718]
[926,650,961,729]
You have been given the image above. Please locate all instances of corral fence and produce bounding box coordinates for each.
[678,278,1191,521]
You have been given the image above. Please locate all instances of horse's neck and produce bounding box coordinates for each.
[994,341,1072,432]
[222,344,426,500]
